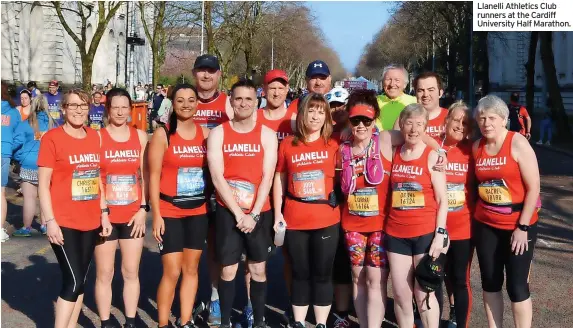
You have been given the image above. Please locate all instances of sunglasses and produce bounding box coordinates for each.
[349,117,374,127]
[325,91,345,101]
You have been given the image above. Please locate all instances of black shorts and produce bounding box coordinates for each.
[159,215,209,255]
[385,232,434,256]
[97,222,145,244]
[215,204,273,266]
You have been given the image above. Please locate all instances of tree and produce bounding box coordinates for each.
[139,1,166,87]
[539,32,572,141]
[525,32,538,117]
[48,1,123,90]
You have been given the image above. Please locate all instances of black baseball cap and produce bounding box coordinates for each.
[193,54,220,70]
[305,60,330,78]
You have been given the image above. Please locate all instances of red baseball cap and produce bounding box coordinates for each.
[348,104,376,119]
[264,69,289,84]
[49,80,59,87]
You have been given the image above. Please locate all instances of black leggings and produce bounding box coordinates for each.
[285,223,340,306]
[51,227,99,302]
[445,239,474,328]
[472,220,537,303]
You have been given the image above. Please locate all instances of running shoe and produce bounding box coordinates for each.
[1,228,10,242]
[241,305,254,328]
[293,322,305,328]
[545,141,551,146]
[536,140,543,145]
[40,225,47,235]
[192,301,205,322]
[208,299,222,326]
[316,324,326,328]
[179,321,199,328]
[12,227,31,237]
[332,313,351,328]
[448,306,457,327]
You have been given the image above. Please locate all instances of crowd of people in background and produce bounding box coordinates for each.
[0,55,553,328]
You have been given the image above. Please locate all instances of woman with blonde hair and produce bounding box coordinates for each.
[12,95,54,237]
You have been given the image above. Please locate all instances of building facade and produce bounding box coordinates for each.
[488,31,573,114]
[1,1,154,90]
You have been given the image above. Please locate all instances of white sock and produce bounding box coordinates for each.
[211,286,219,301]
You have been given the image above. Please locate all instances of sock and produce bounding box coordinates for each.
[101,319,110,326]
[247,298,252,308]
[219,278,236,326]
[335,310,349,318]
[125,316,135,326]
[211,285,219,301]
[250,279,267,325]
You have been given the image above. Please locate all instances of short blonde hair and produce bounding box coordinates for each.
[474,95,509,120]
[398,103,428,128]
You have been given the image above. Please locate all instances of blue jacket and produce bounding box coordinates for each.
[1,100,22,158]
[13,111,52,170]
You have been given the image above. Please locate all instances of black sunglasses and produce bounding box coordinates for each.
[349,117,374,127]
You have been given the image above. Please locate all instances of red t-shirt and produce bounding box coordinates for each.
[444,140,474,240]
[474,131,537,230]
[37,127,102,231]
[217,121,270,213]
[276,136,341,230]
[426,108,448,142]
[159,124,208,218]
[100,127,142,224]
[387,145,437,238]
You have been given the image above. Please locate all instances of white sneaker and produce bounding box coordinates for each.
[545,141,551,146]
[1,228,9,242]
[536,140,543,145]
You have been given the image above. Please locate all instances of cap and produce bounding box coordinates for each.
[414,253,446,294]
[49,80,59,87]
[193,54,220,70]
[305,60,330,78]
[349,104,376,119]
[264,69,289,84]
[325,87,349,104]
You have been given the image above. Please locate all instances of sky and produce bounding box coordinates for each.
[305,1,393,73]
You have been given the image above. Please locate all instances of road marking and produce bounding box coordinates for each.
[34,245,51,255]
[538,238,553,248]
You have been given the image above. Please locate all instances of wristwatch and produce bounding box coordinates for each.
[436,227,449,247]
[101,208,110,215]
[140,204,150,212]
[249,212,260,223]
[517,224,530,232]
[436,148,447,155]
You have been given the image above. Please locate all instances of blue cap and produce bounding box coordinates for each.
[305,60,330,78]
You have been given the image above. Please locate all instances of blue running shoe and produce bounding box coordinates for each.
[208,299,222,326]
[40,225,47,235]
[12,227,31,237]
[241,305,254,328]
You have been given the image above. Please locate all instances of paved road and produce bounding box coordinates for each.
[2,145,573,328]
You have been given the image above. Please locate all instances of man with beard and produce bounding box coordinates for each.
[375,64,416,131]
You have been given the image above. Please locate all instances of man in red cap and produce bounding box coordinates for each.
[45,80,63,126]
[256,70,296,142]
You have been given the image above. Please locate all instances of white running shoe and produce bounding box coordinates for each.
[545,141,551,146]
[1,228,9,242]
[536,140,543,145]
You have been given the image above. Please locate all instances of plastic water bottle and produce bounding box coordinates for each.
[274,222,286,247]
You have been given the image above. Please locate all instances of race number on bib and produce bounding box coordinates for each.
[447,183,466,212]
[391,182,425,210]
[106,174,138,205]
[177,167,205,197]
[291,170,326,201]
[227,180,255,211]
[90,123,101,130]
[72,169,100,201]
[348,188,379,216]
[49,110,61,120]
[478,179,512,206]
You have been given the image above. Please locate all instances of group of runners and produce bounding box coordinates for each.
[0,54,540,328]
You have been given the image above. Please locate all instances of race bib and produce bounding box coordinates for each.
[228,180,255,211]
[49,110,61,120]
[348,188,379,216]
[106,174,138,205]
[391,182,425,210]
[478,179,512,206]
[71,169,100,201]
[447,183,466,212]
[90,123,102,130]
[177,167,205,197]
[291,170,326,201]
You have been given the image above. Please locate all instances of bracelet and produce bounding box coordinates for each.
[45,218,55,224]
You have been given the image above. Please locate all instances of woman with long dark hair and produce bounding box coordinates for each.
[148,84,210,328]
